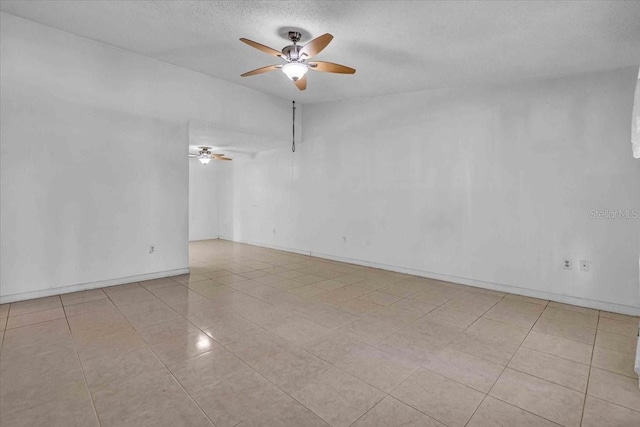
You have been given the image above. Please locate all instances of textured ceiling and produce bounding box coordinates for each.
[1,1,640,104]
[189,121,285,155]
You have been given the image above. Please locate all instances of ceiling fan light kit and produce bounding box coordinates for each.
[240,30,355,91]
[282,62,308,81]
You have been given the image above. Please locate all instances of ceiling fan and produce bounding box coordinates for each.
[240,31,356,91]
[189,147,232,164]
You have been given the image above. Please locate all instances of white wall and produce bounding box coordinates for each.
[220,67,640,314]
[0,13,290,302]
[189,159,219,241]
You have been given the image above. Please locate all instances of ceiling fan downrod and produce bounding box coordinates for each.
[282,31,302,61]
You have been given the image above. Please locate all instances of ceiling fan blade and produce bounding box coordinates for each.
[218,157,232,161]
[308,61,356,74]
[294,74,307,91]
[241,64,282,77]
[188,154,198,157]
[299,33,333,59]
[240,38,283,58]
[212,154,225,157]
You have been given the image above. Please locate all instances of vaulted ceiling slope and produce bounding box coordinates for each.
[1,1,639,104]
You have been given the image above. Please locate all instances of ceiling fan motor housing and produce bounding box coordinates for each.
[282,31,303,61]
[282,45,301,61]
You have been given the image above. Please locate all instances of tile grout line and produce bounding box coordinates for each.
[112,275,341,426]
[0,306,8,354]
[98,283,219,427]
[462,296,550,427]
[476,301,598,393]
[411,290,519,372]
[486,395,564,426]
[580,312,600,426]
[172,266,407,426]
[197,287,380,427]
[61,295,104,427]
[353,292,513,427]
[346,394,395,427]
[192,299,379,426]
[330,286,533,410]
[499,357,589,394]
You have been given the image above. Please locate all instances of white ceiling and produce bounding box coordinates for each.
[1,1,639,104]
[188,121,284,156]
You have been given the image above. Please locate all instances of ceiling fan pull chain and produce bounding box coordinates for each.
[292,100,296,152]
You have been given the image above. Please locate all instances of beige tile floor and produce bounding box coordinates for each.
[1,239,639,426]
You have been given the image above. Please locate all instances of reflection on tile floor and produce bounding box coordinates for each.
[1,239,639,426]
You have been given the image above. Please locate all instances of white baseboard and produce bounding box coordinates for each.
[311,250,640,316]
[219,236,640,316]
[0,268,190,304]
[189,235,219,242]
[218,236,312,257]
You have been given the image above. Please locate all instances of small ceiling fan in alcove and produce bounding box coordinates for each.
[239,31,356,90]
[189,147,232,164]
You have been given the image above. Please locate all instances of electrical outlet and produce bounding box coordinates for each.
[149,245,155,254]
[580,260,591,272]
[563,259,572,270]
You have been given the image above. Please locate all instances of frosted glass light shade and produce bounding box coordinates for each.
[282,62,308,81]
[199,157,211,165]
